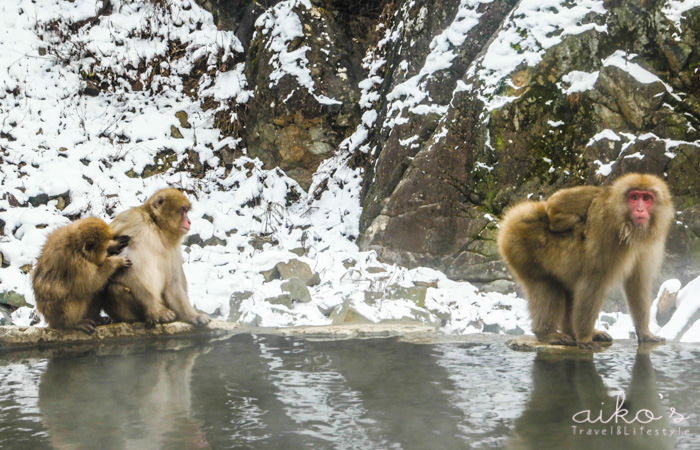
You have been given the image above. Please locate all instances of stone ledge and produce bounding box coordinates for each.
[0,320,241,352]
[0,320,440,354]
[263,321,438,341]
[506,335,613,352]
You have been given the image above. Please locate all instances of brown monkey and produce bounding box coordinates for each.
[498,173,674,350]
[545,185,602,232]
[103,188,210,327]
[32,218,131,333]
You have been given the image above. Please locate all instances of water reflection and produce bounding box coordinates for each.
[0,361,49,448]
[39,347,208,449]
[191,335,465,450]
[0,335,697,449]
[510,350,676,450]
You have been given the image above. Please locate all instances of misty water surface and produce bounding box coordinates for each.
[1,334,698,449]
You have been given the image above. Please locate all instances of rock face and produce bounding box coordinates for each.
[192,0,700,283]
[189,1,700,282]
[241,1,384,190]
[352,0,700,283]
[35,1,698,284]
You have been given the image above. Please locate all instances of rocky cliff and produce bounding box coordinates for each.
[196,0,700,284]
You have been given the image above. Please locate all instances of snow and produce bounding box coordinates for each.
[384,0,489,128]
[255,0,341,106]
[603,51,663,85]
[559,70,599,94]
[1,0,700,342]
[663,0,700,33]
[586,128,696,177]
[657,276,700,342]
[200,66,252,103]
[474,0,607,111]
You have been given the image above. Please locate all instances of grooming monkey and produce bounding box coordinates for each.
[498,173,674,350]
[32,217,131,333]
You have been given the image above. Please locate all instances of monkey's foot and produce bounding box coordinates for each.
[638,333,665,344]
[592,330,613,342]
[189,313,211,327]
[96,316,113,326]
[145,308,177,328]
[75,319,97,334]
[535,332,577,346]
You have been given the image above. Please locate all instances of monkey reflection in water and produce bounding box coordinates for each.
[39,347,208,449]
[509,351,678,450]
[498,173,674,350]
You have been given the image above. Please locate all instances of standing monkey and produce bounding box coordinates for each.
[103,188,210,327]
[498,173,674,350]
[32,218,131,333]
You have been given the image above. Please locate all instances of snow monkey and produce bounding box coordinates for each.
[32,218,132,333]
[103,188,210,327]
[497,173,674,350]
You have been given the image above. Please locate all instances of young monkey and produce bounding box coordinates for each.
[32,217,131,333]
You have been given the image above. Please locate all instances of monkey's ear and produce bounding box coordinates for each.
[154,195,166,209]
[82,242,95,259]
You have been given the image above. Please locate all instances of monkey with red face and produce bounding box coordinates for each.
[498,173,674,350]
[103,188,210,327]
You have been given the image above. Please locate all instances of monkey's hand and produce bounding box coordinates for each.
[107,235,131,255]
[190,313,211,327]
[107,255,132,270]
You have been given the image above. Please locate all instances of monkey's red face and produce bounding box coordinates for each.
[180,206,191,235]
[627,190,654,225]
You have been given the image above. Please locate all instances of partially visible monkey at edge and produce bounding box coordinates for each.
[103,187,211,327]
[498,173,674,350]
[32,217,131,333]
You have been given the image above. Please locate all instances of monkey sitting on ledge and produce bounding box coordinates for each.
[32,218,131,333]
[103,188,211,328]
[497,173,674,350]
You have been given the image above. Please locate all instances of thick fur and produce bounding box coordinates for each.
[32,217,130,333]
[498,173,674,349]
[545,185,602,232]
[103,188,210,327]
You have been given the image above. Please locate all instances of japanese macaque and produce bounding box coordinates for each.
[32,218,131,333]
[103,188,210,327]
[545,185,602,232]
[498,173,674,350]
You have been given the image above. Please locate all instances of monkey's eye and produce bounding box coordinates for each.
[642,194,653,202]
[629,193,639,201]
